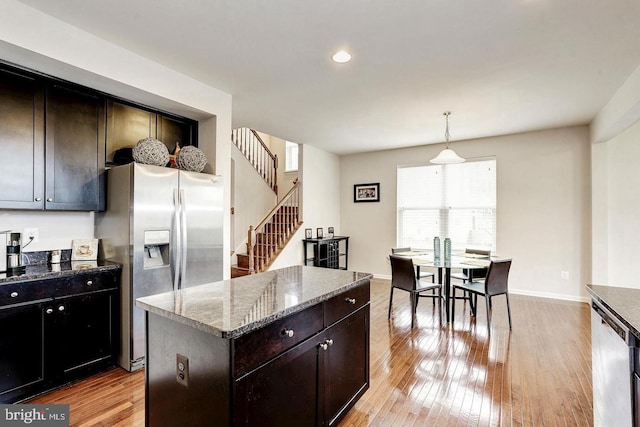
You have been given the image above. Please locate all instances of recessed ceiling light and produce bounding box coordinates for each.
[332,50,352,63]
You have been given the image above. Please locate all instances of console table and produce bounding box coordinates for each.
[303,236,349,270]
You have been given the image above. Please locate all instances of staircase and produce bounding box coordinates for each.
[233,182,302,276]
[231,128,302,277]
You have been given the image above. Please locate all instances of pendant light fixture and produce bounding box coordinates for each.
[430,111,465,164]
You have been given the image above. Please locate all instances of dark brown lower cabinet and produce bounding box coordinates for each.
[45,291,116,384]
[0,303,46,403]
[234,307,369,426]
[0,269,119,403]
[146,280,370,427]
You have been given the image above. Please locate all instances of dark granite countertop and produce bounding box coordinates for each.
[136,265,373,339]
[0,260,121,285]
[586,284,640,341]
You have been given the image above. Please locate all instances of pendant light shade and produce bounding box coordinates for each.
[430,112,465,164]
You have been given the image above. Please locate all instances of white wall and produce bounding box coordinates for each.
[230,144,277,255]
[0,1,233,277]
[592,119,640,288]
[269,143,341,269]
[341,126,592,302]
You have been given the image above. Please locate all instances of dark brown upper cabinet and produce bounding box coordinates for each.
[106,100,198,164]
[45,84,106,211]
[0,66,45,210]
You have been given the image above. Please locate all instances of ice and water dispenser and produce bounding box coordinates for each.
[143,230,170,269]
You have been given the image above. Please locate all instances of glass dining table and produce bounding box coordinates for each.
[392,251,492,323]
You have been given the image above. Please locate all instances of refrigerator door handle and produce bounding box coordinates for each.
[179,189,188,288]
[173,188,182,291]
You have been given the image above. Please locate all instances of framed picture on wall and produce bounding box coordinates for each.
[354,183,380,203]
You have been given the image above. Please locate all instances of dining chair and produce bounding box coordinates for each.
[450,248,491,305]
[451,259,512,331]
[450,248,491,283]
[391,247,435,282]
[389,255,442,328]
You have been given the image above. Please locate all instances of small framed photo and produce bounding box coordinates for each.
[316,228,324,239]
[354,183,380,203]
[71,238,99,261]
[305,228,313,239]
[327,227,335,238]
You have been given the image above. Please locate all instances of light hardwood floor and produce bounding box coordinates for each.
[30,278,593,426]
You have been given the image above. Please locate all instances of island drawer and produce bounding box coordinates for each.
[325,281,370,326]
[233,303,324,377]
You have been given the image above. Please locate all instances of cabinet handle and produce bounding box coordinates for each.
[319,342,329,351]
[58,305,65,312]
[10,292,18,298]
[325,339,334,346]
[46,308,54,314]
[282,329,295,338]
[345,297,356,305]
[47,198,53,202]
[86,280,93,286]
[35,197,42,202]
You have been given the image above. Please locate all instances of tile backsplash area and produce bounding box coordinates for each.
[23,249,72,266]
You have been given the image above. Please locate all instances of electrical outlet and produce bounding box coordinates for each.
[176,354,189,387]
[561,271,569,280]
[23,228,39,244]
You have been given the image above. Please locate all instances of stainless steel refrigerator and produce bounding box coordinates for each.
[95,162,224,371]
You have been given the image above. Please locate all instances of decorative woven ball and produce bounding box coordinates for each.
[177,146,207,172]
[132,137,169,166]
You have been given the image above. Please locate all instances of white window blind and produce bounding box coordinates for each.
[285,141,298,172]
[397,159,496,251]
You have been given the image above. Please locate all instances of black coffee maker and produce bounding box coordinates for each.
[6,232,24,271]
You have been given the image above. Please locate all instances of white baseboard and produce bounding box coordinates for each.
[371,275,589,303]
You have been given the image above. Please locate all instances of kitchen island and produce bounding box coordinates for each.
[136,265,372,427]
[586,284,640,427]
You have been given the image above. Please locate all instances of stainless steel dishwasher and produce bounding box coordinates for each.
[591,299,634,427]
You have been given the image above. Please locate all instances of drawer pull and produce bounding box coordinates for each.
[46,308,53,314]
[35,197,42,202]
[47,198,53,202]
[325,339,334,347]
[10,292,18,298]
[319,342,329,351]
[58,305,65,312]
[86,280,93,286]
[345,297,356,305]
[282,329,295,338]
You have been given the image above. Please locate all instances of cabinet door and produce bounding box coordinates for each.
[0,66,45,209]
[0,304,45,403]
[45,84,105,210]
[324,307,370,426]
[157,113,196,154]
[105,100,156,163]
[46,291,115,382]
[234,335,321,426]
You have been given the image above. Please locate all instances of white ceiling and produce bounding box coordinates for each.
[15,0,640,155]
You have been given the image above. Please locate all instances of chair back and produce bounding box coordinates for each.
[484,259,512,296]
[389,255,417,291]
[466,248,491,257]
[391,247,411,254]
[465,248,491,279]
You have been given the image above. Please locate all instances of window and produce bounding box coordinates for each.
[285,141,298,172]
[397,158,496,251]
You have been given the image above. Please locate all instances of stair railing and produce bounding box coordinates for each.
[232,128,278,194]
[247,181,302,273]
